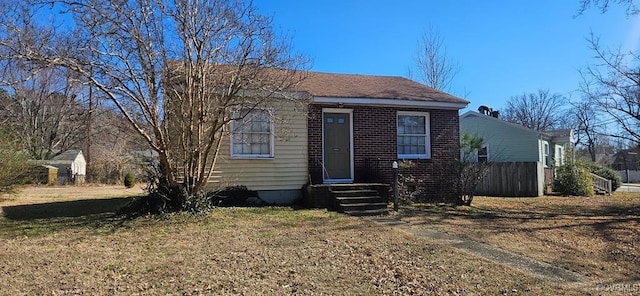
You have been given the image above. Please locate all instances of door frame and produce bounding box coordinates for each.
[322,108,354,183]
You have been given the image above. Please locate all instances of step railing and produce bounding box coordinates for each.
[591,173,612,195]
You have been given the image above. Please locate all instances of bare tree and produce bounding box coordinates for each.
[577,0,638,15]
[581,35,640,145]
[0,65,87,160]
[570,98,604,162]
[0,0,307,208]
[84,105,147,184]
[410,26,461,91]
[502,89,567,131]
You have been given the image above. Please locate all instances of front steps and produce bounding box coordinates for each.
[329,184,389,216]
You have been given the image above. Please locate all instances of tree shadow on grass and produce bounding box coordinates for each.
[2,197,136,220]
[0,197,138,238]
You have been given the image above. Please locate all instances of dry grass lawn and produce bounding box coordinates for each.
[0,186,590,295]
[399,192,640,290]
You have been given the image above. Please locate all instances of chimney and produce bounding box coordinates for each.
[477,105,491,115]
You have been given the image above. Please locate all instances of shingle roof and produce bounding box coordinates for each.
[295,71,468,104]
[52,150,83,162]
[461,111,575,143]
[546,129,572,138]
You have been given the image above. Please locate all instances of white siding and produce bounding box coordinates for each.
[460,114,540,162]
[206,101,308,191]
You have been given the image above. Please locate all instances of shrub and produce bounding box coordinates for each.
[211,185,262,207]
[117,158,264,217]
[0,128,31,194]
[123,172,136,188]
[554,161,594,196]
[585,162,622,191]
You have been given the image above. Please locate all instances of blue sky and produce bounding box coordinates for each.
[254,0,640,112]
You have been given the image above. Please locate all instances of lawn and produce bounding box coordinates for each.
[0,186,590,295]
[399,192,640,289]
[4,187,640,295]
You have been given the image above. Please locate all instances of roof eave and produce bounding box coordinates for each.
[312,96,468,110]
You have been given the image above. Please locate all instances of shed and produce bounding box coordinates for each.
[48,150,86,184]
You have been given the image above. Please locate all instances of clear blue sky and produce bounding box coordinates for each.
[254,0,640,112]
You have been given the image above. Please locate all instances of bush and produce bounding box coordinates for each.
[585,162,622,191]
[210,185,262,207]
[123,172,136,188]
[554,161,594,196]
[117,160,264,217]
[0,128,31,194]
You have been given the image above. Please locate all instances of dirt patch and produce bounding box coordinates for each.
[0,186,586,295]
[396,192,640,290]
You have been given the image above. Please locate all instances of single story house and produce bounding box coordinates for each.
[459,111,574,196]
[207,71,469,204]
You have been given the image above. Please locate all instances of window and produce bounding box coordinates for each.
[397,112,430,159]
[231,109,274,158]
[543,143,551,167]
[556,146,564,166]
[478,145,489,163]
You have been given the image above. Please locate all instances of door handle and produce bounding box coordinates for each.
[332,148,340,151]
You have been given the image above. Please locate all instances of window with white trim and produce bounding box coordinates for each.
[397,111,430,159]
[231,109,274,158]
[543,142,551,167]
[556,146,564,166]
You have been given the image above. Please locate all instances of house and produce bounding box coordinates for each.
[459,111,575,196]
[207,71,469,204]
[612,147,640,182]
[48,150,87,184]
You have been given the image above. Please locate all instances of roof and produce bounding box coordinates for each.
[295,71,469,109]
[460,111,539,135]
[165,63,468,109]
[51,150,84,162]
[460,111,574,143]
[546,129,574,144]
[546,129,572,137]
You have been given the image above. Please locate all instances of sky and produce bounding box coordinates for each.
[253,0,640,112]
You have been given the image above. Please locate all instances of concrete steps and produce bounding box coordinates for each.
[330,185,388,216]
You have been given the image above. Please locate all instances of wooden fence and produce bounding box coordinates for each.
[475,162,543,197]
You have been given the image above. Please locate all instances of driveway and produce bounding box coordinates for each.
[617,183,640,192]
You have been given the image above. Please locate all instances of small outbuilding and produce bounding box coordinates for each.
[48,150,87,185]
[33,165,59,185]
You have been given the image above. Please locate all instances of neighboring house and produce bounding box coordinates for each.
[48,150,87,184]
[612,147,640,182]
[459,111,575,196]
[208,71,469,204]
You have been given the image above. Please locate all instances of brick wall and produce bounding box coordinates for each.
[308,103,461,201]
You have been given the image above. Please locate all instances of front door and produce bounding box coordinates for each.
[323,112,351,181]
